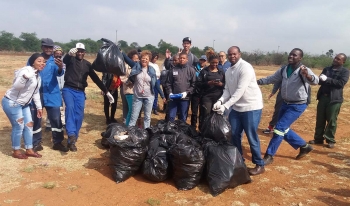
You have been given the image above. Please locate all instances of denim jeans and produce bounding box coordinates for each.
[168,99,190,122]
[153,79,161,110]
[228,109,264,166]
[2,97,33,150]
[62,88,85,142]
[266,102,307,156]
[129,95,155,128]
[125,94,134,126]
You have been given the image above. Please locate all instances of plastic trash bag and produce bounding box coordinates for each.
[142,137,169,182]
[101,123,128,148]
[200,113,231,142]
[169,133,205,190]
[203,139,251,196]
[108,126,149,183]
[92,38,126,76]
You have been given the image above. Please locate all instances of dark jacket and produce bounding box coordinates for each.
[160,70,168,86]
[317,66,349,103]
[196,67,225,96]
[165,64,196,100]
[63,55,107,92]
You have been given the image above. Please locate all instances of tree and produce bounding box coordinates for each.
[190,46,202,57]
[142,44,158,52]
[157,39,178,55]
[326,49,334,58]
[118,40,128,49]
[19,32,40,51]
[130,42,140,49]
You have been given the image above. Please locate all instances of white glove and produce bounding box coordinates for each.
[181,92,187,99]
[213,100,222,111]
[106,92,115,104]
[169,93,173,99]
[320,74,327,81]
[68,48,78,56]
[23,69,36,79]
[216,105,226,115]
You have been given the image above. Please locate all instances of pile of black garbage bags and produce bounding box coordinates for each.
[100,113,251,196]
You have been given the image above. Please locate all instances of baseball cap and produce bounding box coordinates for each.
[76,43,85,50]
[41,38,54,47]
[199,55,207,61]
[53,45,62,52]
[182,37,191,44]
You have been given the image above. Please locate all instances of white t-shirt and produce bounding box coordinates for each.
[149,62,161,79]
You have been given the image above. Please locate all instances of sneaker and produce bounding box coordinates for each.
[262,128,273,134]
[53,143,69,152]
[33,144,43,152]
[296,144,313,160]
[326,142,335,148]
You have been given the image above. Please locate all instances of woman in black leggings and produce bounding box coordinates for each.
[102,73,120,124]
[197,49,225,129]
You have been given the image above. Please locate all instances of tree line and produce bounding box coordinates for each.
[0,30,348,68]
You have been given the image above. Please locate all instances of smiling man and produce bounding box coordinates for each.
[257,48,319,165]
[213,46,265,176]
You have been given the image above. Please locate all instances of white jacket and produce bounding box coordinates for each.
[219,58,263,112]
[5,66,42,109]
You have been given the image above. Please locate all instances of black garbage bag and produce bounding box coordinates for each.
[101,123,128,148]
[203,139,251,196]
[174,120,200,139]
[169,133,205,190]
[92,38,126,76]
[142,137,169,182]
[200,113,231,142]
[108,126,150,183]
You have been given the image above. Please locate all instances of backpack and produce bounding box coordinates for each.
[281,65,311,105]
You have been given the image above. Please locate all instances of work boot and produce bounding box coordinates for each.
[68,135,77,152]
[326,142,335,148]
[309,140,324,145]
[248,165,265,176]
[53,142,69,152]
[263,154,274,165]
[296,144,313,160]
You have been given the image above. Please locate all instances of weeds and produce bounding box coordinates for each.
[43,182,56,189]
[146,198,160,206]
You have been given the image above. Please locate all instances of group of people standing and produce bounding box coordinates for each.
[2,37,349,179]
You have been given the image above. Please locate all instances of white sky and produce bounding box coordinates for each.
[1,0,349,55]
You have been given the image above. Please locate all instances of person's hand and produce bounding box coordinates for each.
[320,74,327,81]
[23,69,36,79]
[178,48,183,54]
[106,92,114,103]
[213,100,222,110]
[181,92,187,99]
[214,81,223,87]
[101,91,105,95]
[268,93,275,99]
[165,49,171,58]
[216,105,225,115]
[300,65,308,77]
[37,109,43,118]
[162,98,167,104]
[68,48,78,56]
[207,80,215,85]
[54,58,63,69]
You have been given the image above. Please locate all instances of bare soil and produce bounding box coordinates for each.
[0,55,349,206]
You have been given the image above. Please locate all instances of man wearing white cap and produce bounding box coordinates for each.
[62,43,114,151]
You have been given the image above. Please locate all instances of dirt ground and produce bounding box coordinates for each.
[0,55,349,206]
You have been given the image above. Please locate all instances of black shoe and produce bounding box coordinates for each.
[110,118,118,123]
[248,165,265,176]
[309,140,324,145]
[33,144,43,152]
[263,154,274,165]
[153,109,159,115]
[326,142,335,148]
[296,144,313,160]
[53,143,69,152]
[68,135,77,152]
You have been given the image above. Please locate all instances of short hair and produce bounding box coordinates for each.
[172,54,179,59]
[179,52,188,58]
[140,50,152,59]
[206,49,219,62]
[151,51,159,61]
[127,49,138,59]
[219,51,226,55]
[228,46,241,53]
[338,53,347,62]
[292,48,304,57]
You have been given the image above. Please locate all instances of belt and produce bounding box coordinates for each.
[283,100,306,105]
[64,85,84,92]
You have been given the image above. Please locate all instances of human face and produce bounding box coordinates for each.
[227,47,241,65]
[54,51,63,59]
[182,41,191,52]
[41,46,53,56]
[199,59,207,67]
[179,54,188,65]
[332,54,345,67]
[76,49,85,60]
[173,56,179,65]
[132,54,140,62]
[288,50,302,65]
[152,56,158,64]
[141,55,150,68]
[219,52,226,63]
[209,59,219,69]
[32,57,46,71]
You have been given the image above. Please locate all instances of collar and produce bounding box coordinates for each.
[230,58,242,68]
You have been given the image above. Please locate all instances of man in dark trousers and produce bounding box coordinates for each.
[309,53,349,148]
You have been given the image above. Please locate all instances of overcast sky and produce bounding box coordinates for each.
[1,0,349,55]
